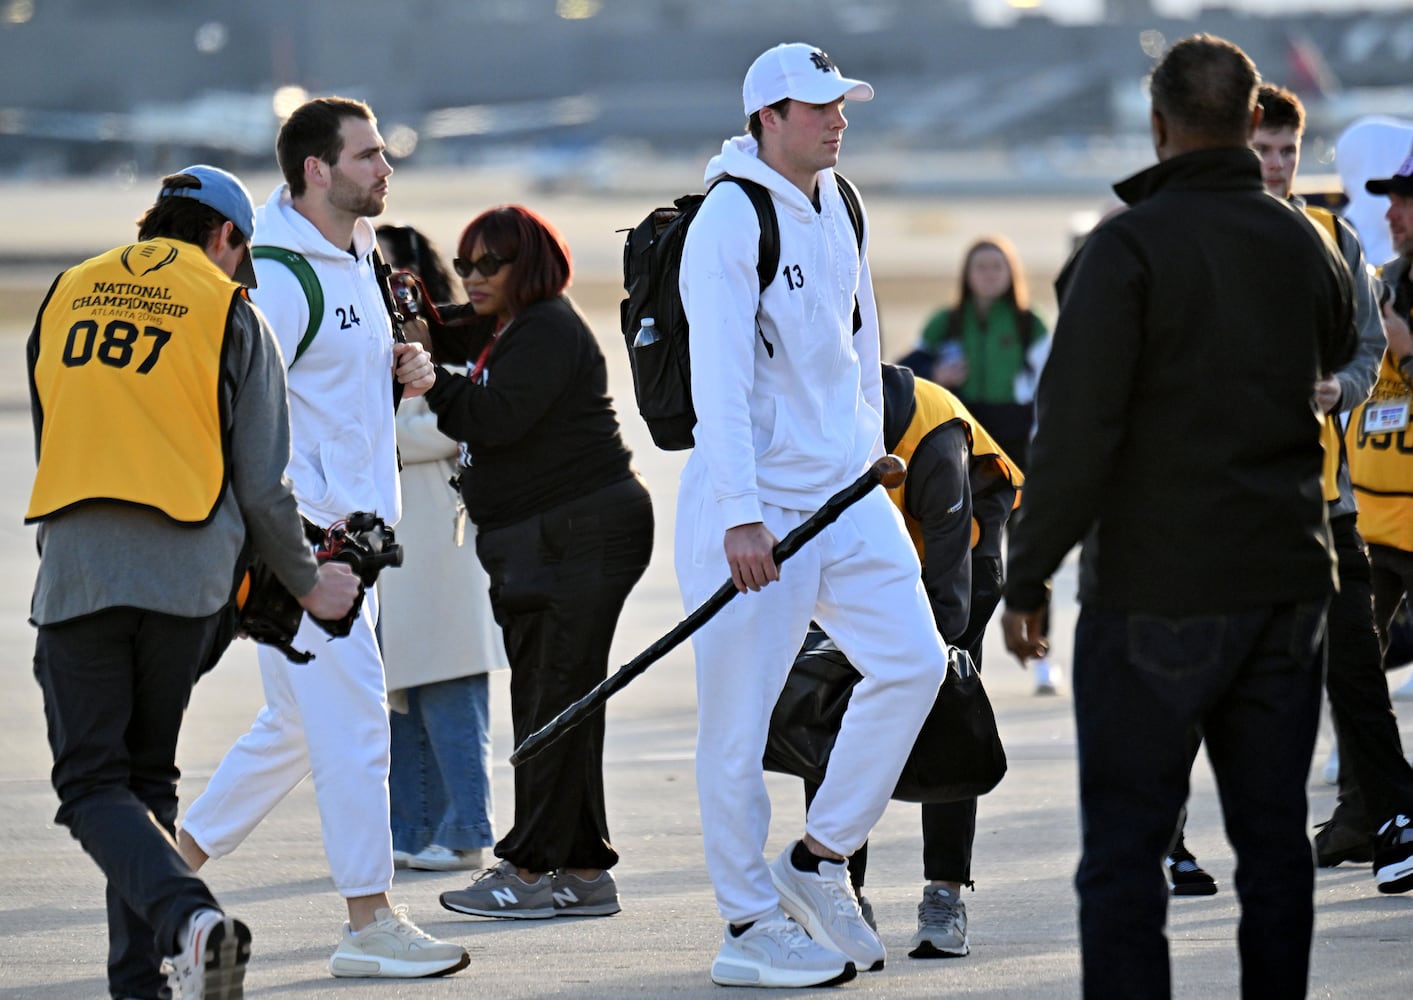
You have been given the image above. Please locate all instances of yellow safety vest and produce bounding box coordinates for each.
[888,377,1023,560]
[1346,349,1413,552]
[27,239,236,525]
[1305,206,1347,503]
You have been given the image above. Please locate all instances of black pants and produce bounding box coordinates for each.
[476,475,653,873]
[34,608,227,1000]
[806,556,1003,889]
[1369,543,1413,664]
[1074,599,1326,1000]
[1326,517,1413,831]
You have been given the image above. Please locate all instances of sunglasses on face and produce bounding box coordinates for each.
[453,252,514,278]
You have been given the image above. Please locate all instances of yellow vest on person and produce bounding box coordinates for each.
[887,377,1023,560]
[1346,349,1413,553]
[1304,205,1346,504]
[26,239,236,525]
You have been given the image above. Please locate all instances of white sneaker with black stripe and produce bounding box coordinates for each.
[711,909,855,988]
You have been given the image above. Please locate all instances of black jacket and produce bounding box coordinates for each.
[1005,146,1355,616]
[881,363,1018,641]
[424,295,635,531]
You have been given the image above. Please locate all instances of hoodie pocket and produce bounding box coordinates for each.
[307,427,375,516]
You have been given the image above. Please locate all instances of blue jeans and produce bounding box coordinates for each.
[1072,599,1326,1000]
[389,674,494,854]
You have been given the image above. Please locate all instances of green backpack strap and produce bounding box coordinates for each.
[251,246,324,365]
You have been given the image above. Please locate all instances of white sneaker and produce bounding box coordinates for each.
[393,850,413,870]
[1033,658,1062,696]
[711,910,855,988]
[329,905,469,979]
[408,845,483,871]
[170,908,251,1000]
[769,843,885,972]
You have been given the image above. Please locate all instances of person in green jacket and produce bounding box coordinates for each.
[904,236,1050,471]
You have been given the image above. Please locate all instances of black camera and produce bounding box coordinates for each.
[320,511,403,587]
[390,269,423,320]
[236,511,404,663]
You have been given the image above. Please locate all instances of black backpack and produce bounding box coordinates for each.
[620,173,863,450]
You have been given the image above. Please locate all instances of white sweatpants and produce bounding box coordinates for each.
[676,469,948,924]
[181,588,394,898]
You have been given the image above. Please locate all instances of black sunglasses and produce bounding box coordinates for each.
[453,252,514,278]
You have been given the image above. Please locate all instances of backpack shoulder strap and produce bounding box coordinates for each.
[251,246,323,365]
[834,172,865,333]
[833,172,864,252]
[713,176,779,293]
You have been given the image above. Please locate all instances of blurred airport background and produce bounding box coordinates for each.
[1,0,1410,196]
[1,0,1410,357]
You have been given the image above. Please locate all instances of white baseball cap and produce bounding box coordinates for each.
[742,43,874,118]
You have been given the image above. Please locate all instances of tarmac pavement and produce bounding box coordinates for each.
[2,189,1412,997]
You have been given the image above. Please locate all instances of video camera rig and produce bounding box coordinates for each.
[236,511,403,663]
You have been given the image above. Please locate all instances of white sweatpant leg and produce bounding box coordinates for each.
[677,478,946,924]
[181,589,394,898]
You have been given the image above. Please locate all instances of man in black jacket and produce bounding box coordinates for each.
[1001,35,1355,998]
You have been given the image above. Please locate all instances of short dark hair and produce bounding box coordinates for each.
[747,98,791,142]
[1256,83,1305,135]
[456,205,572,315]
[1148,34,1259,144]
[135,173,243,250]
[276,96,374,197]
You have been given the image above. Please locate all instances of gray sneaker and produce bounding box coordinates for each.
[550,870,621,916]
[439,860,555,919]
[769,843,885,972]
[908,885,969,958]
[711,909,856,988]
[857,894,877,933]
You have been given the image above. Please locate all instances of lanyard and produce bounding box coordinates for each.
[468,332,498,383]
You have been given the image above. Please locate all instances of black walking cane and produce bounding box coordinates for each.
[509,454,907,766]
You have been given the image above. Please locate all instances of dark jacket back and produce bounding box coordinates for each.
[1006,147,1354,616]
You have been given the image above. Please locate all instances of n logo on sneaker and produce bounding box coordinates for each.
[491,887,521,908]
[552,887,580,907]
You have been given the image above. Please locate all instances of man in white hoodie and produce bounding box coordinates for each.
[176,97,469,979]
[677,43,950,988]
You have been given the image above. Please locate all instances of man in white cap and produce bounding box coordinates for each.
[676,42,950,987]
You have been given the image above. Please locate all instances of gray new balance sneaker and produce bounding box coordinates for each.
[439,860,555,919]
[769,843,885,971]
[711,909,856,988]
[908,885,969,958]
[550,870,621,916]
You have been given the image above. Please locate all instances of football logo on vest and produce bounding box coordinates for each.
[121,242,178,277]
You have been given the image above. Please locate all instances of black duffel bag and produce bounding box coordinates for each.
[763,627,1007,803]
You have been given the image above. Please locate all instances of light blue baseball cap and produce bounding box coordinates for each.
[159,164,258,286]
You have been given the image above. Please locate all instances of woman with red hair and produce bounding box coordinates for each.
[422,205,654,921]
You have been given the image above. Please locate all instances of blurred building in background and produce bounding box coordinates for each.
[0,0,1409,193]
